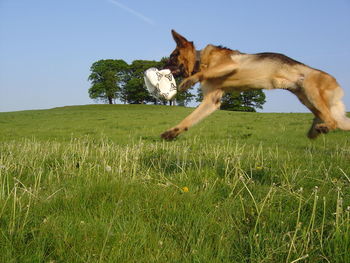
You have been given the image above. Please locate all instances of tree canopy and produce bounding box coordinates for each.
[220,90,266,112]
[197,88,266,112]
[88,59,129,104]
[122,60,164,104]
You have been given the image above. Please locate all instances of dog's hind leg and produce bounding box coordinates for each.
[293,89,325,139]
[294,72,337,139]
[307,117,324,139]
[161,86,224,140]
[301,74,338,135]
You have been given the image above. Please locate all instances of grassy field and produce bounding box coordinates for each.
[0,104,349,262]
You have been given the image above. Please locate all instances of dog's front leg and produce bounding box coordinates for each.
[178,61,237,92]
[178,74,201,92]
[161,88,224,140]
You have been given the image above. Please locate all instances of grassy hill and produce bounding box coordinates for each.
[0,105,349,262]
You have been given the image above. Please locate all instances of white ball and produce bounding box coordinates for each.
[144,68,177,100]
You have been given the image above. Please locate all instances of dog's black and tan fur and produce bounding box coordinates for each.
[161,30,350,140]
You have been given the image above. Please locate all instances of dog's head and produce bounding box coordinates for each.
[164,30,196,78]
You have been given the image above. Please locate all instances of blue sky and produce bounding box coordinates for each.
[0,0,349,112]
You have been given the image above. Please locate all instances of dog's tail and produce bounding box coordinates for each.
[329,86,350,130]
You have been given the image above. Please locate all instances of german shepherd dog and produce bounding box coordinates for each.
[161,30,350,140]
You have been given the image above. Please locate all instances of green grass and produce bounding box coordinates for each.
[0,104,349,262]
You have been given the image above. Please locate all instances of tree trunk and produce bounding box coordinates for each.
[108,96,113,104]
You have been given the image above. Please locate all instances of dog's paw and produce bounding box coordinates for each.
[315,123,329,134]
[178,76,198,91]
[161,128,180,141]
[161,127,188,141]
[307,129,320,139]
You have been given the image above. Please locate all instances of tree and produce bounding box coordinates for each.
[88,59,129,104]
[220,90,266,112]
[88,57,195,106]
[122,77,151,104]
[123,58,195,106]
[197,89,266,112]
[122,60,164,104]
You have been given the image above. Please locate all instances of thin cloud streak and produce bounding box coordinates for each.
[107,0,155,25]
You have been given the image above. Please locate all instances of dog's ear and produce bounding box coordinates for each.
[171,30,190,47]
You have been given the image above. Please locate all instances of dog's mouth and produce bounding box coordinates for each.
[171,68,182,77]
[164,64,186,78]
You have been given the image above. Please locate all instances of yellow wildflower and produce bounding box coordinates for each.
[182,186,189,192]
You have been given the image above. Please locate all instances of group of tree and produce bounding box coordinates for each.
[88,59,266,112]
[88,59,194,106]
